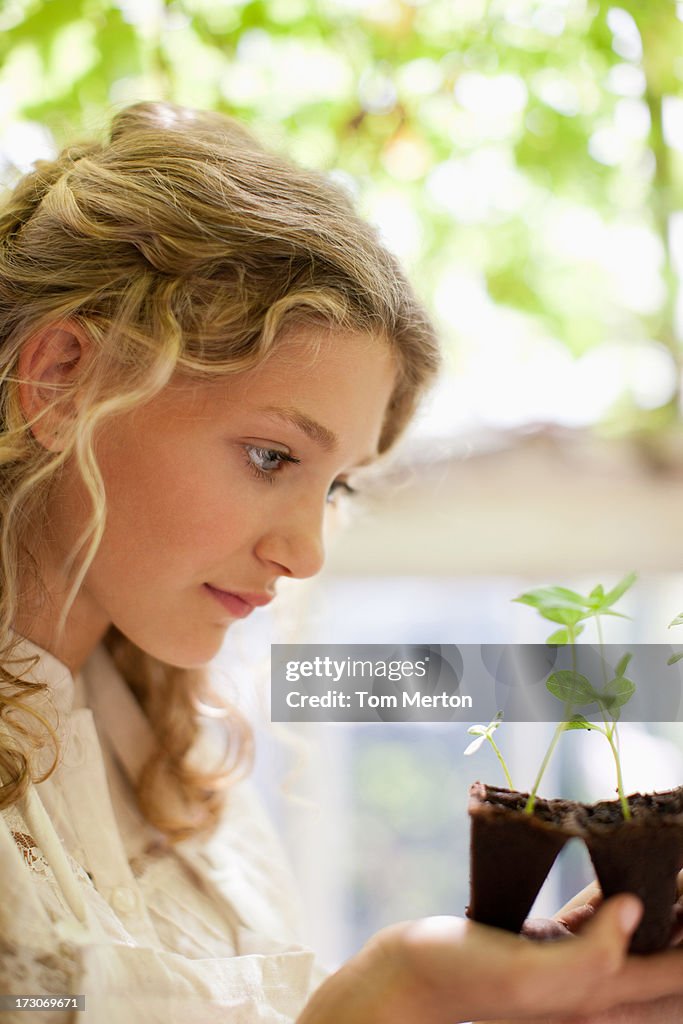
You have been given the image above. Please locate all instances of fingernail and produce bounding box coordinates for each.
[619,896,642,934]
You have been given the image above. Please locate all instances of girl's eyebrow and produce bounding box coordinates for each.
[260,405,379,468]
[260,405,339,452]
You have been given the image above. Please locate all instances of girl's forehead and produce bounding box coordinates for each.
[178,327,396,399]
[159,331,396,459]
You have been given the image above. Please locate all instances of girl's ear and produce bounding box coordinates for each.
[17,322,91,451]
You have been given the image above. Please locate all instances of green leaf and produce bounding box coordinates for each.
[564,713,594,731]
[536,606,589,627]
[614,653,632,678]
[514,586,589,610]
[669,613,683,628]
[536,586,590,606]
[600,675,636,711]
[546,628,569,645]
[587,585,609,609]
[667,652,683,665]
[546,670,597,705]
[514,584,610,626]
[546,623,585,644]
[601,571,637,609]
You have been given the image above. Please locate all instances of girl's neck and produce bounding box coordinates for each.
[12,609,110,674]
[14,568,110,674]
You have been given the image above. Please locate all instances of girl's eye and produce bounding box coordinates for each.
[243,445,357,502]
[326,480,357,505]
[244,445,299,481]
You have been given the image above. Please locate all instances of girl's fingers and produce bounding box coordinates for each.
[555,901,598,933]
[515,896,643,1015]
[522,917,574,941]
[521,895,683,1016]
[554,893,641,973]
[554,880,603,919]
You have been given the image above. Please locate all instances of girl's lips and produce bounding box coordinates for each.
[203,584,255,619]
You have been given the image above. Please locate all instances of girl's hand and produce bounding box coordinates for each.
[481,871,683,1024]
[297,894,683,1024]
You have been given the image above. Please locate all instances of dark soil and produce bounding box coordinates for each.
[580,788,683,825]
[470,782,580,825]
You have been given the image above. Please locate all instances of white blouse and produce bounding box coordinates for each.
[0,636,323,1023]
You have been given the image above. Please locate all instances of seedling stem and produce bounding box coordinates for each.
[514,573,637,819]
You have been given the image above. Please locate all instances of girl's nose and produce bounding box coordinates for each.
[254,501,326,580]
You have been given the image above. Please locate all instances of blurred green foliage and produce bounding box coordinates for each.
[351,728,469,942]
[1,0,683,432]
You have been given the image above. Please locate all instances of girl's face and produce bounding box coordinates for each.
[40,327,396,669]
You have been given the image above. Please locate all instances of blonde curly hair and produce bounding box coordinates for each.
[0,102,440,841]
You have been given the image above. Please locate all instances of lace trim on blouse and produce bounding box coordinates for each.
[4,804,93,889]
[4,804,50,872]
[11,828,51,874]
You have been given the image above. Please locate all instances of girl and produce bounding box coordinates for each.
[0,101,681,1023]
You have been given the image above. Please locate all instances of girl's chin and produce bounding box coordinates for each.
[130,626,229,670]
[171,640,228,669]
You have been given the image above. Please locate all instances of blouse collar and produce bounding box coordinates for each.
[7,630,158,792]
[8,630,84,717]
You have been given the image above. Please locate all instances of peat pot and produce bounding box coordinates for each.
[467,782,683,953]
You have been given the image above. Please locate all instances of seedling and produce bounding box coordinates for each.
[465,712,513,790]
[465,573,638,820]
[515,571,636,818]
